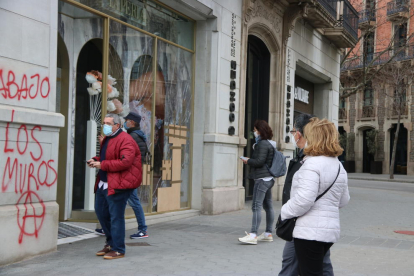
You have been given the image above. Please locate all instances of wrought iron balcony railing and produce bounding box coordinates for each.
[358,9,376,24]
[318,0,338,19]
[336,0,358,40]
[391,104,408,116]
[341,47,414,71]
[362,105,376,118]
[387,0,409,16]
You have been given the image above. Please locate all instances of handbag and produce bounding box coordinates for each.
[275,165,341,241]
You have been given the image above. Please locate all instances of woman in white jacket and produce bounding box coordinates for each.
[281,118,350,276]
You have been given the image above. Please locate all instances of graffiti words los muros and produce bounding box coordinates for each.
[2,111,57,194]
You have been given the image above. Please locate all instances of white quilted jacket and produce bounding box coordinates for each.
[281,156,350,243]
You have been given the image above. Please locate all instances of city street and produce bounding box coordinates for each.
[1,178,414,276]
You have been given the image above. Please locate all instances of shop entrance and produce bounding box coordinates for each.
[243,35,270,200]
[390,124,408,174]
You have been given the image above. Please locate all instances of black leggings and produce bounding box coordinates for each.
[294,238,333,276]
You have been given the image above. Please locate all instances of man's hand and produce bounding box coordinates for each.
[98,135,104,145]
[89,161,101,169]
[243,158,249,165]
[86,158,94,168]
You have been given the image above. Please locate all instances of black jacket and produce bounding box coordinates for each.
[282,150,305,204]
[248,139,274,179]
[127,127,147,164]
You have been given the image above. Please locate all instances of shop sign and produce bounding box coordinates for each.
[105,0,147,26]
[294,87,309,104]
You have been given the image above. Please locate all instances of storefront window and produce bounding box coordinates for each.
[58,0,194,215]
[75,0,194,50]
[155,41,193,211]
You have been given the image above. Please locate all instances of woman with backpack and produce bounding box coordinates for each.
[239,120,276,245]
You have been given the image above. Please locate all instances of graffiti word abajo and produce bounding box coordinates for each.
[0,69,50,100]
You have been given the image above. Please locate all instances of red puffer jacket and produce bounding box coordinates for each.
[94,130,142,196]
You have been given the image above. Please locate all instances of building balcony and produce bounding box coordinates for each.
[360,105,376,119]
[341,47,414,71]
[387,0,409,22]
[358,9,376,30]
[389,104,409,117]
[304,0,338,29]
[323,0,358,48]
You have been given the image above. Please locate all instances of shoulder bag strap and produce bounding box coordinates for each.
[315,164,341,202]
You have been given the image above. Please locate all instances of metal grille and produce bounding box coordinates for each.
[58,223,94,239]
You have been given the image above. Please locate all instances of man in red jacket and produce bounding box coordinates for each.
[87,114,142,260]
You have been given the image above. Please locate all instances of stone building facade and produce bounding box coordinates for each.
[340,0,414,175]
[0,0,357,265]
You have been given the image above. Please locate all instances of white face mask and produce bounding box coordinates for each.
[253,131,259,138]
[291,132,300,148]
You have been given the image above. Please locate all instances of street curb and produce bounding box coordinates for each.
[348,177,414,184]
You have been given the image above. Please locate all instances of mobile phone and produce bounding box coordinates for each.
[84,160,91,164]
[240,156,248,161]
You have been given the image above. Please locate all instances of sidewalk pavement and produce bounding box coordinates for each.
[1,180,414,276]
[348,173,414,183]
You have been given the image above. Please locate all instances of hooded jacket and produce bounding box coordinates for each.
[247,139,276,179]
[93,130,142,196]
[281,156,350,243]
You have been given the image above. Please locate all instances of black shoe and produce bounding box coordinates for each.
[95,229,105,236]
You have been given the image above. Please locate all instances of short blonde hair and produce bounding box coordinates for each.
[303,118,343,157]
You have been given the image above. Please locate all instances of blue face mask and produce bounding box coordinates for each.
[103,124,113,136]
[123,122,129,130]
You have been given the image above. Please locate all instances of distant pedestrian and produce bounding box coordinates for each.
[280,118,350,275]
[123,112,149,239]
[239,120,276,245]
[278,114,334,276]
[87,114,142,260]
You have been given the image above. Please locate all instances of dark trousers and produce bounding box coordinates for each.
[95,186,133,254]
[294,238,333,276]
[278,240,334,276]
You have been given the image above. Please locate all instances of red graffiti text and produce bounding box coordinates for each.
[0,69,50,100]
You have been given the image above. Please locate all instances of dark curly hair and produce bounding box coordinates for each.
[254,120,273,140]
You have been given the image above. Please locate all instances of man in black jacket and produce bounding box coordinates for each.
[278,114,333,276]
[124,112,149,239]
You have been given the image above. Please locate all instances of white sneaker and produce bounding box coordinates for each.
[257,232,273,242]
[238,231,257,245]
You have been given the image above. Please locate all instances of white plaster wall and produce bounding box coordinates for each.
[287,20,341,125]
[0,0,64,266]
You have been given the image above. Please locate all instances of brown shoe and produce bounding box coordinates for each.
[96,245,111,256]
[103,250,125,259]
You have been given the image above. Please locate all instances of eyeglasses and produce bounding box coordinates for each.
[289,130,297,134]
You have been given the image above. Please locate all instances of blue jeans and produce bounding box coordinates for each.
[128,189,147,232]
[95,187,133,254]
[278,240,334,276]
[251,179,275,234]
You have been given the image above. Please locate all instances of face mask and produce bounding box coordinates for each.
[291,132,300,148]
[253,131,259,138]
[103,124,113,136]
[123,121,129,130]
